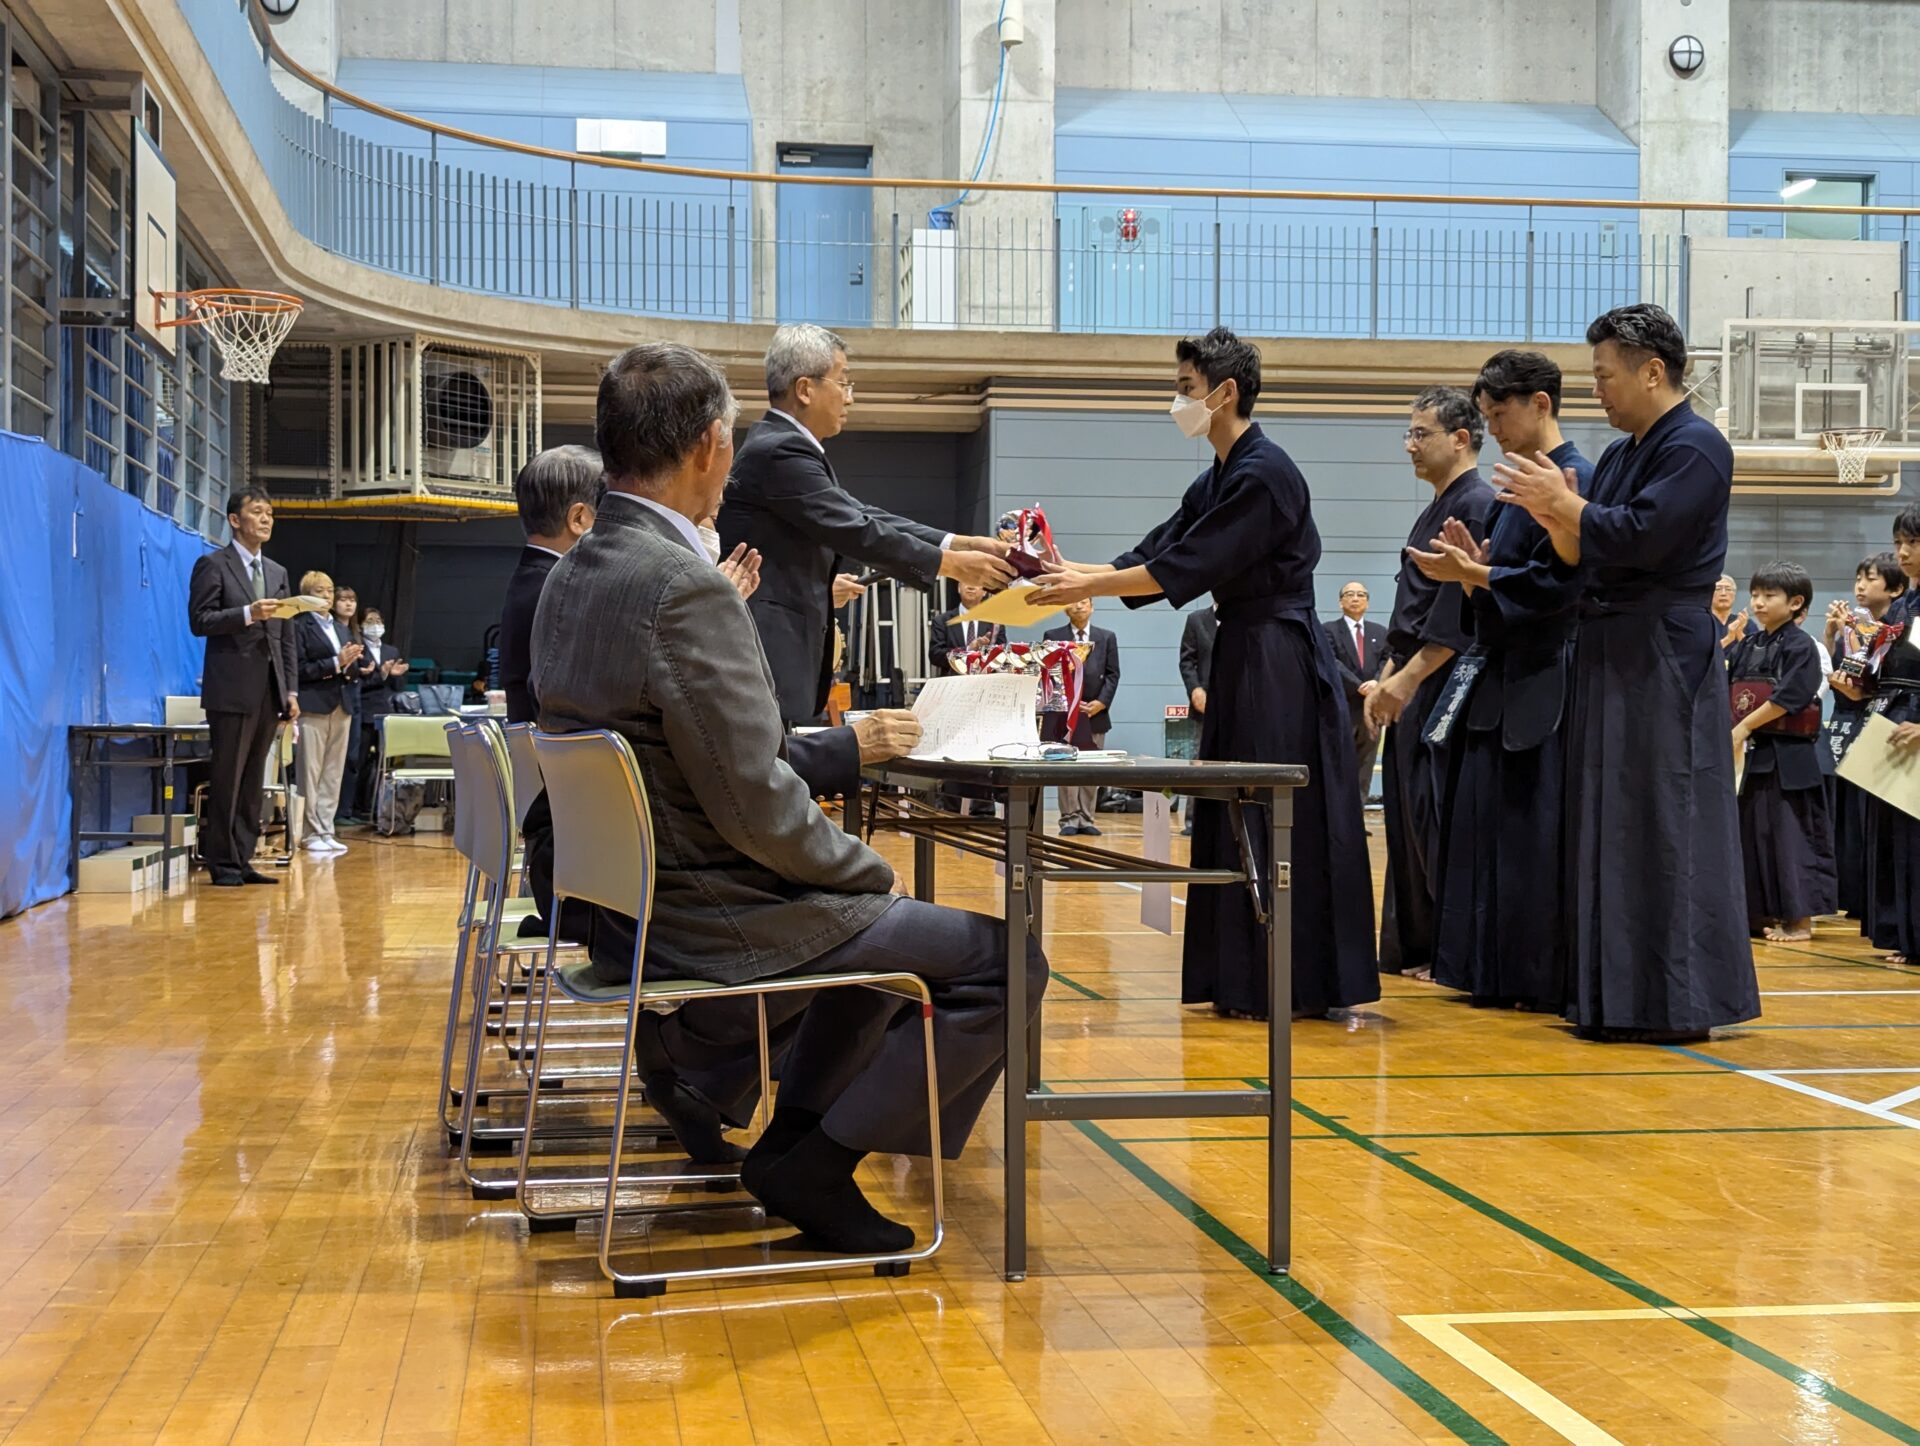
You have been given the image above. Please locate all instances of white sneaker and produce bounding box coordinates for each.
[324,836,348,854]
[302,836,334,853]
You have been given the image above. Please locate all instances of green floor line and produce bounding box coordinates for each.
[1069,1118,1508,1446]
[1271,1088,1920,1445]
[1048,969,1106,1000]
[1744,1023,1920,1031]
[1106,1123,1906,1145]
[1048,1069,1720,1086]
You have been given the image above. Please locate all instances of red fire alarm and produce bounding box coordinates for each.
[1119,207,1140,243]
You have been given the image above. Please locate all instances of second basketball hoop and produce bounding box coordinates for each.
[153,287,303,384]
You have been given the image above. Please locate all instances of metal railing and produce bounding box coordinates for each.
[180,0,1920,342]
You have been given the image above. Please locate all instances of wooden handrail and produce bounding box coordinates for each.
[247,2,1920,220]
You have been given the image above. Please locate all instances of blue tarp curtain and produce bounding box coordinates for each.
[0,431,211,918]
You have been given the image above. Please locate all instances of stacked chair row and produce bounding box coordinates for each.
[437,718,946,1297]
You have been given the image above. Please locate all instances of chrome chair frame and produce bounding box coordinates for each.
[522,728,946,1297]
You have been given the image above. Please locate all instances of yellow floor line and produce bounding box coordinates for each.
[1402,1303,1920,1444]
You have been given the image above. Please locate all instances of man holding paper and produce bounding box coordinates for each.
[534,341,1047,1254]
[720,323,1016,723]
[1029,328,1378,1021]
[188,487,301,887]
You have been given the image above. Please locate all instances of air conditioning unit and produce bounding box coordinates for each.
[248,334,542,502]
[338,335,541,499]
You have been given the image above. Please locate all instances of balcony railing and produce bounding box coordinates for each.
[183,0,1919,343]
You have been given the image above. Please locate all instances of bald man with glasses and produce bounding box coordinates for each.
[1325,581,1388,803]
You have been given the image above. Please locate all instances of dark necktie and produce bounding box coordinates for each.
[251,558,265,600]
[1354,621,1365,668]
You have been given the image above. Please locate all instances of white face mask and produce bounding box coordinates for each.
[1169,385,1224,439]
[695,523,723,564]
[364,626,385,642]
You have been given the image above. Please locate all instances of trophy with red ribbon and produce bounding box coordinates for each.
[995,505,1063,581]
[1839,608,1905,689]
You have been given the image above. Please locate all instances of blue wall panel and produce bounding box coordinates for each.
[1055,90,1643,341]
[0,433,210,918]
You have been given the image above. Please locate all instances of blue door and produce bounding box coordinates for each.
[777,145,873,327]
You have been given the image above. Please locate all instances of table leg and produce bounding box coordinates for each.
[68,734,84,894]
[1024,787,1044,1092]
[913,830,937,903]
[1267,788,1294,1275]
[1003,783,1031,1281]
[161,735,175,893]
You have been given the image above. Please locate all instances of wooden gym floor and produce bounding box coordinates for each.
[4,814,1920,1445]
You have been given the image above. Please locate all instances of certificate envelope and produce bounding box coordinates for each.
[957,582,1065,628]
[1836,713,1920,820]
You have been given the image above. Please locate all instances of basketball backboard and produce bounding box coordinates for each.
[132,118,176,355]
[1717,319,1920,485]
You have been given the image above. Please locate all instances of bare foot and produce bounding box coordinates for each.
[1763,921,1813,943]
[1405,967,1435,983]
[1888,953,1910,966]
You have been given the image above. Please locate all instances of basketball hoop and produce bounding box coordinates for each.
[153,288,303,384]
[1819,427,1886,486]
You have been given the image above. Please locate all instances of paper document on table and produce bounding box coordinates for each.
[957,581,1065,628]
[911,674,1039,760]
[265,594,326,620]
[1836,713,1920,819]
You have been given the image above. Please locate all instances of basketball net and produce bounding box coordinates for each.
[155,289,303,384]
[1819,427,1886,486]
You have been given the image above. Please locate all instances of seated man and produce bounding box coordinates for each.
[532,342,1048,1253]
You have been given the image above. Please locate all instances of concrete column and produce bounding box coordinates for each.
[267,0,338,120]
[943,0,1054,330]
[1598,0,1730,238]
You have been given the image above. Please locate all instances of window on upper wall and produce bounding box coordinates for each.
[1780,173,1874,241]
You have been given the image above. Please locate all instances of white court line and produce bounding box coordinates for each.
[1403,1302,1920,1444]
[1759,988,1920,996]
[1868,1082,1920,1111]
[1768,1066,1920,1076]
[1683,1056,1920,1132]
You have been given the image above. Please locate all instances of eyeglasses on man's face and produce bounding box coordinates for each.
[1403,426,1456,445]
[814,373,855,397]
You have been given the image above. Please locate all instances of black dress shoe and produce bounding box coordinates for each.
[207,869,245,887]
[240,869,280,885]
[1081,822,1103,837]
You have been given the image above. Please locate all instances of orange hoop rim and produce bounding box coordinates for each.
[152,287,304,328]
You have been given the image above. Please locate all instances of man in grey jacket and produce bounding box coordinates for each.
[531,341,1048,1255]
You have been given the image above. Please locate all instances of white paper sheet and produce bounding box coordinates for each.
[910,674,1039,760]
[266,594,326,620]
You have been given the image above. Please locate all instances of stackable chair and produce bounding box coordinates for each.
[522,727,946,1297]
[441,721,641,1197]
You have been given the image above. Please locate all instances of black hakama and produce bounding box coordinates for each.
[1114,423,1378,1017]
[1858,594,1920,956]
[1729,624,1838,928]
[1826,636,1871,919]
[1378,469,1496,975]
[1431,441,1591,1011]
[1557,402,1759,1034]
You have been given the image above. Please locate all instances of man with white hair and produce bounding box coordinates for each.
[720,323,1015,723]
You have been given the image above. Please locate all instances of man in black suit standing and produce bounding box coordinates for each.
[1177,605,1218,836]
[719,323,1015,723]
[1325,580,1387,803]
[500,445,605,728]
[1043,599,1121,836]
[188,487,299,887]
[928,583,1005,674]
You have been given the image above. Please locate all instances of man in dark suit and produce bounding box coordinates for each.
[187,487,300,887]
[1177,605,1218,835]
[501,445,605,728]
[719,323,1015,723]
[1325,580,1387,803]
[533,341,1046,1253]
[1043,599,1121,835]
[928,583,1005,675]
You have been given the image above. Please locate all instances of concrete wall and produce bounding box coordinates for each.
[1053,0,1597,103]
[338,0,723,71]
[1731,0,1920,115]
